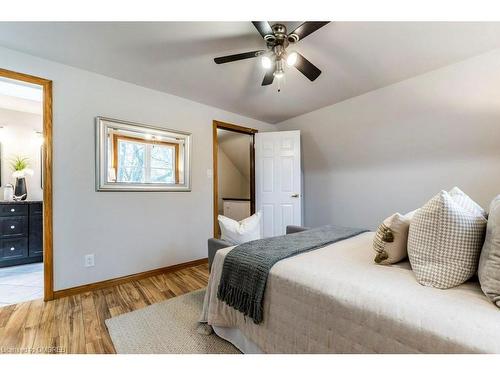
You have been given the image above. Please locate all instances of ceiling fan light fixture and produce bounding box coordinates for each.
[287,34,300,43]
[264,34,276,43]
[286,52,298,67]
[274,70,284,79]
[261,55,272,70]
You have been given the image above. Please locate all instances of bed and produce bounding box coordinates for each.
[200,231,500,353]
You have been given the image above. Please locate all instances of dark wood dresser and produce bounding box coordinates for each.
[0,201,43,268]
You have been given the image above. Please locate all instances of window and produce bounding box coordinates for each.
[113,136,178,184]
[96,117,191,191]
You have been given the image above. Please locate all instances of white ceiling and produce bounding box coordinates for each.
[0,94,42,114]
[0,22,500,123]
[0,79,42,114]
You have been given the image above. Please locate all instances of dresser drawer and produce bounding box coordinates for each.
[0,216,28,237]
[30,202,43,215]
[0,204,28,217]
[1,238,28,260]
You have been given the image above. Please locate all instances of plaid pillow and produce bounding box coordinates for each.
[408,190,487,289]
[448,186,487,218]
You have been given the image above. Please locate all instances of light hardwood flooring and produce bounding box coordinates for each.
[0,263,209,354]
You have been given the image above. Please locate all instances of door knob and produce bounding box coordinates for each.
[291,193,299,198]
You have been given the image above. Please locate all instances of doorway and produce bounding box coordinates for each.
[212,120,257,238]
[0,68,53,303]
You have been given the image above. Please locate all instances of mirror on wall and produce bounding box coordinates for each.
[95,117,192,192]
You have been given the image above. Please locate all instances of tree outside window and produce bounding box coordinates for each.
[115,138,176,184]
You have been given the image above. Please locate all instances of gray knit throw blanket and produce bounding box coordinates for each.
[217,225,368,324]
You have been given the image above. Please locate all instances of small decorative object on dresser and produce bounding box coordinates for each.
[3,184,14,201]
[0,201,43,268]
[10,156,34,201]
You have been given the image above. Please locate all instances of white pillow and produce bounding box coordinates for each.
[218,212,262,245]
[408,190,487,289]
[373,210,416,265]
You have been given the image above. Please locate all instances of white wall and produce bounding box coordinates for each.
[277,49,500,230]
[217,149,249,214]
[0,46,275,290]
[0,108,43,201]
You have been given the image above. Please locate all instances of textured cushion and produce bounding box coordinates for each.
[448,186,487,218]
[218,212,261,245]
[408,190,487,289]
[373,212,414,264]
[478,195,500,307]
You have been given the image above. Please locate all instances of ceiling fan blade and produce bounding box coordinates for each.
[289,21,330,41]
[294,53,321,81]
[262,69,275,86]
[252,21,273,39]
[214,50,265,64]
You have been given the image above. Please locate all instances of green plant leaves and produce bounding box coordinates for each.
[9,155,30,171]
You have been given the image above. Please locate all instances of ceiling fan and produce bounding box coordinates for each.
[214,21,330,87]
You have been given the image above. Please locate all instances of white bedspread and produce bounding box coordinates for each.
[201,232,500,353]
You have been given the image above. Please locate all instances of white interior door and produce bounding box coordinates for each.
[255,130,302,238]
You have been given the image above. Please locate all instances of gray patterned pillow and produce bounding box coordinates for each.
[478,195,500,307]
[408,190,487,289]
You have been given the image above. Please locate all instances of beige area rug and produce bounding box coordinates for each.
[105,288,240,354]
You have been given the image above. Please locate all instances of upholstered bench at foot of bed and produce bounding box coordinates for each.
[207,225,310,270]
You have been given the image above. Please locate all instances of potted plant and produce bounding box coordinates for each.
[10,156,34,201]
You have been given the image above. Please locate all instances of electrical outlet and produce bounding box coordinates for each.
[84,254,95,267]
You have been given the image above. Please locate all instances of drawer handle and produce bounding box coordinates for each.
[10,247,15,251]
[10,208,15,212]
[10,225,15,229]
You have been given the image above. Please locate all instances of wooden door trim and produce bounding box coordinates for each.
[212,120,257,238]
[0,68,54,301]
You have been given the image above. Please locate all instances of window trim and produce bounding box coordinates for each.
[111,134,180,184]
[95,116,192,192]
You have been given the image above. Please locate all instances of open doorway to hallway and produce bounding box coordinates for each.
[0,76,43,306]
[0,68,53,305]
[212,120,257,238]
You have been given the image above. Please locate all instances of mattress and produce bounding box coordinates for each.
[201,232,500,353]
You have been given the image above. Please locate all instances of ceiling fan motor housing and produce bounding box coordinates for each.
[268,24,289,48]
[272,23,287,36]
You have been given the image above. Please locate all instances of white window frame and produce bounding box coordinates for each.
[117,138,176,184]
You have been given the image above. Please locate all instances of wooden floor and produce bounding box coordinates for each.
[0,263,209,354]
